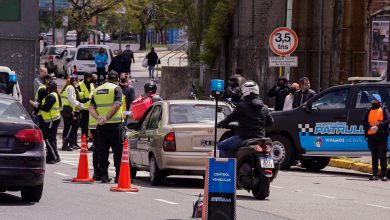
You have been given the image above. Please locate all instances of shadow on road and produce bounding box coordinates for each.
[0,193,35,206]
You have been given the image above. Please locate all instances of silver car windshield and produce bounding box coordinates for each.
[169,104,231,124]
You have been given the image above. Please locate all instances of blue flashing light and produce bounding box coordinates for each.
[210,79,224,91]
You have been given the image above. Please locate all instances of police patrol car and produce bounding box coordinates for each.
[267,77,390,170]
[0,66,22,103]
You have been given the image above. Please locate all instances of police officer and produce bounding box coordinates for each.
[88,98,100,180]
[362,94,389,181]
[78,72,95,143]
[33,81,62,164]
[60,76,85,151]
[89,71,124,183]
[33,75,51,130]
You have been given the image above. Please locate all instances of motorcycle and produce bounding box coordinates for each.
[219,123,279,200]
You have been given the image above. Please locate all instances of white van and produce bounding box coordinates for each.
[71,45,113,79]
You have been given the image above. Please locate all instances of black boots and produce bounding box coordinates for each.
[62,139,73,151]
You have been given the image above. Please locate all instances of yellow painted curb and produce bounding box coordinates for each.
[329,159,374,174]
[329,159,353,169]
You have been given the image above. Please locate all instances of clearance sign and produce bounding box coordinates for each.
[0,0,21,21]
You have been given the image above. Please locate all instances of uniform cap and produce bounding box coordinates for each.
[372,94,382,103]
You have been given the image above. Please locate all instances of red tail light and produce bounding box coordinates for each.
[256,144,271,153]
[73,65,77,73]
[15,129,44,143]
[163,132,176,152]
[48,55,53,62]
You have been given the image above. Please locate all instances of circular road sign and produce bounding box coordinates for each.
[269,27,298,56]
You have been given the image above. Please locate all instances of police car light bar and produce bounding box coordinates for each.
[347,77,384,83]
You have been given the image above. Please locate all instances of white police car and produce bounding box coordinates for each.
[267,77,390,170]
[0,66,22,103]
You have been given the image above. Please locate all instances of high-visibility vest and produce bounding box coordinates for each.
[88,112,98,130]
[61,85,76,112]
[368,107,384,135]
[35,84,46,116]
[42,92,61,122]
[122,95,126,118]
[93,82,123,124]
[79,81,95,108]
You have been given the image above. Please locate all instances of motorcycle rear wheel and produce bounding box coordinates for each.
[252,175,270,200]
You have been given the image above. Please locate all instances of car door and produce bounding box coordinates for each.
[347,85,389,152]
[296,87,351,153]
[140,105,162,167]
[57,50,67,73]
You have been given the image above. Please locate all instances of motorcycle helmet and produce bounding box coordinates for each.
[241,80,259,97]
[144,81,157,93]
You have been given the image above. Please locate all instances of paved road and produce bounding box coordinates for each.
[1,154,389,220]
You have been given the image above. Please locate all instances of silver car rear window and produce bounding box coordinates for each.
[0,99,29,120]
[169,104,231,124]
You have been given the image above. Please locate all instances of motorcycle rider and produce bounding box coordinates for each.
[217,80,274,158]
[143,81,163,102]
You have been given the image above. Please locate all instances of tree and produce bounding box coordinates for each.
[67,0,124,46]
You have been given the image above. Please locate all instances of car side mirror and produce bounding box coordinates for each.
[127,122,138,130]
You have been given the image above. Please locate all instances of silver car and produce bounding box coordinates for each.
[127,100,232,185]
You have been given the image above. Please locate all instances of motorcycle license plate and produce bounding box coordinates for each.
[260,157,274,168]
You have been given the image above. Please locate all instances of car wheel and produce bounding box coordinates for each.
[300,157,330,171]
[149,156,164,186]
[271,134,295,170]
[130,164,137,179]
[21,184,43,202]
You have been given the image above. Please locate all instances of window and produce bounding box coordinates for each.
[0,99,29,120]
[49,47,66,55]
[355,88,380,109]
[147,106,162,130]
[169,104,231,124]
[76,48,106,61]
[312,89,349,110]
[140,109,153,131]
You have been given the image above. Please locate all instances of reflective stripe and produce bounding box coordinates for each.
[43,115,61,122]
[52,107,61,111]
[61,95,67,99]
[88,125,97,129]
[107,117,123,123]
[96,103,114,107]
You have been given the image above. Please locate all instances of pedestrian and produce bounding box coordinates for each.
[233,68,246,87]
[362,94,389,181]
[109,50,126,74]
[267,77,290,111]
[78,72,95,144]
[283,83,299,111]
[123,45,135,78]
[119,73,135,123]
[60,76,85,151]
[95,48,108,85]
[222,76,242,106]
[89,71,124,183]
[32,81,62,164]
[34,67,48,93]
[146,47,158,78]
[292,77,316,108]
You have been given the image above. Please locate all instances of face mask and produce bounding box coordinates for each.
[290,88,297,94]
[120,79,126,83]
[372,103,381,109]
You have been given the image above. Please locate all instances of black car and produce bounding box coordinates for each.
[0,94,45,202]
[267,79,390,170]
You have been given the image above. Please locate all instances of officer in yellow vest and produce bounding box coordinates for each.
[362,94,389,181]
[78,72,95,143]
[88,93,101,180]
[89,71,124,183]
[35,81,62,164]
[33,75,51,130]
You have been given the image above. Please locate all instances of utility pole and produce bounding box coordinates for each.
[318,0,324,91]
[52,0,56,45]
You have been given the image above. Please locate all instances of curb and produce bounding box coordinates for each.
[329,159,373,174]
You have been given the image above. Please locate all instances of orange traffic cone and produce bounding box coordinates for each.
[72,135,94,183]
[110,140,138,192]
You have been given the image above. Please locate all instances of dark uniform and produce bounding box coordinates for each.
[362,94,389,181]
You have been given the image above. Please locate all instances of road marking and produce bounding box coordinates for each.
[54,172,70,177]
[155,199,178,205]
[126,192,137,194]
[270,185,284,189]
[313,194,336,199]
[366,204,390,210]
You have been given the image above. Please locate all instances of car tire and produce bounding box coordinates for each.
[21,184,43,202]
[149,156,164,186]
[252,175,270,200]
[300,157,330,171]
[130,164,137,179]
[271,134,295,170]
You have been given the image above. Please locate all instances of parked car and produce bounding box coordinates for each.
[55,48,77,78]
[0,94,45,202]
[0,66,22,103]
[99,31,111,42]
[127,100,232,186]
[267,77,390,171]
[40,45,74,74]
[70,45,113,79]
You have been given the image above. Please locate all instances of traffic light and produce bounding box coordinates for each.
[101,23,106,28]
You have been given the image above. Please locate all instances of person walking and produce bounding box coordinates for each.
[95,48,108,85]
[283,83,299,111]
[60,76,85,151]
[89,71,124,183]
[33,81,62,164]
[362,94,389,181]
[123,45,135,78]
[78,72,95,145]
[267,77,290,111]
[146,47,158,78]
[292,77,316,108]
[109,50,126,74]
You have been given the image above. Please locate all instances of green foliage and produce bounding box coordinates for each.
[201,0,236,65]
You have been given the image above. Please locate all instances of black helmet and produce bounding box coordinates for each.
[144,81,157,93]
[47,81,58,91]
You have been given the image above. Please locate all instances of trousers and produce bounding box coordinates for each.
[217,135,243,158]
[43,119,60,162]
[368,134,388,176]
[80,110,89,141]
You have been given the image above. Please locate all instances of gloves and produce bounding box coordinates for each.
[29,100,39,108]
[97,116,107,125]
[370,126,379,134]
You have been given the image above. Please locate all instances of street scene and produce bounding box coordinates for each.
[1,0,390,220]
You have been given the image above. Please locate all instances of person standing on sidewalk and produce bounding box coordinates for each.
[292,77,316,108]
[109,50,126,74]
[89,71,124,183]
[283,83,299,111]
[33,67,48,94]
[362,94,389,181]
[95,48,108,85]
[146,47,158,79]
[267,77,290,111]
[78,72,95,145]
[123,45,135,78]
